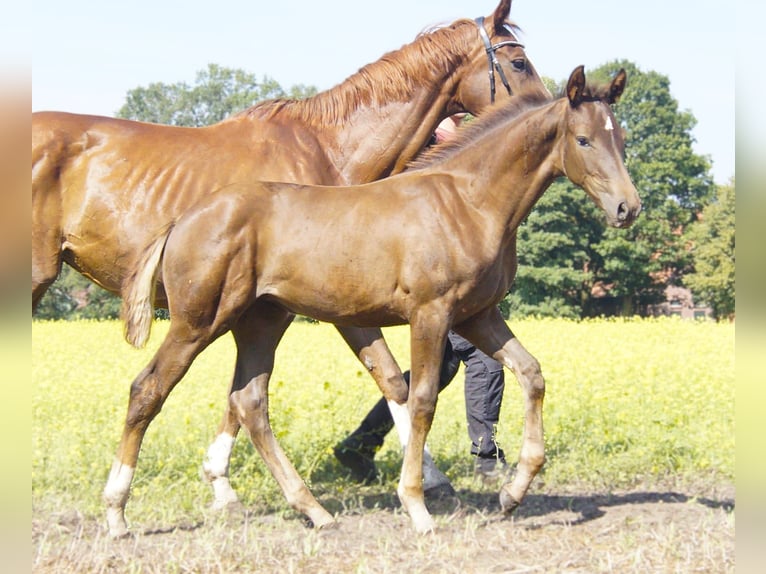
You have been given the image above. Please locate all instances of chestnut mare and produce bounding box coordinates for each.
[114,66,641,535]
[32,0,549,511]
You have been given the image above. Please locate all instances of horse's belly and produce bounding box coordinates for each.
[259,281,406,328]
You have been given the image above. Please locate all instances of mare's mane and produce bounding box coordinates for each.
[231,19,522,127]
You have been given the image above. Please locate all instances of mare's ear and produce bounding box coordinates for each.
[608,68,627,104]
[491,0,512,33]
[566,65,586,107]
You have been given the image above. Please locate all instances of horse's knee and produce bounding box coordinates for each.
[386,374,409,404]
[229,387,268,433]
[408,384,437,421]
[517,356,545,400]
[125,373,164,428]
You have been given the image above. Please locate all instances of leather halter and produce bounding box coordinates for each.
[475,16,525,104]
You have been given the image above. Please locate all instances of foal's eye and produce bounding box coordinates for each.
[511,58,527,71]
[576,136,590,147]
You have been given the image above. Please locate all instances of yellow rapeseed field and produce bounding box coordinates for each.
[32,317,734,526]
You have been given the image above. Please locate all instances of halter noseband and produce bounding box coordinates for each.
[474,16,525,104]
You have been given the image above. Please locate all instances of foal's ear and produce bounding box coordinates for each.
[491,0,513,33]
[608,68,627,104]
[566,65,586,107]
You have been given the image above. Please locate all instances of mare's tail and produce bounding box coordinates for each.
[121,225,173,348]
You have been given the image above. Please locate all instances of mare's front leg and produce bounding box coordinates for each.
[336,326,452,492]
[229,303,334,529]
[398,310,450,533]
[103,324,211,538]
[453,307,545,514]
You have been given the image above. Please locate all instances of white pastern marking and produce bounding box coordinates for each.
[387,399,411,448]
[204,433,236,477]
[103,462,135,504]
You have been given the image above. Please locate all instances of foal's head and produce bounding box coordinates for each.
[560,66,641,228]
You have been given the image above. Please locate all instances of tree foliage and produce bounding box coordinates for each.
[117,63,316,127]
[683,180,735,320]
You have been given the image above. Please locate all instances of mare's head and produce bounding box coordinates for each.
[559,66,641,228]
[446,0,549,114]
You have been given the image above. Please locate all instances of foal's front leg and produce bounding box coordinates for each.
[336,326,452,492]
[454,307,545,514]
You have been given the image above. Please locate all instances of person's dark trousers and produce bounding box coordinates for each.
[340,336,462,457]
[334,332,506,481]
[451,332,506,470]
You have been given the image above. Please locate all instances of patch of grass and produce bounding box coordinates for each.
[32,317,734,527]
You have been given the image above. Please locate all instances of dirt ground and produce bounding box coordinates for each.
[33,480,734,573]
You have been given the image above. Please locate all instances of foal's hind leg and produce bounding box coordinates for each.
[103,324,210,538]
[454,307,545,514]
[229,304,334,528]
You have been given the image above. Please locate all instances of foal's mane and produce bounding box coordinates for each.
[408,77,619,170]
[408,91,552,169]
[232,19,522,126]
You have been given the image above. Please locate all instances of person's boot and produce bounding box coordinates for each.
[334,398,393,483]
[473,449,509,484]
[333,435,378,483]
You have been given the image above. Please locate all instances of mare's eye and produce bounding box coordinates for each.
[511,59,526,71]
[576,136,590,147]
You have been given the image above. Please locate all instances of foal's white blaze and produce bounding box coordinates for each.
[604,115,614,131]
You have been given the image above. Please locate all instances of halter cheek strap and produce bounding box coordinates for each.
[475,16,525,104]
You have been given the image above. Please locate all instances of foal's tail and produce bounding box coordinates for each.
[121,225,173,348]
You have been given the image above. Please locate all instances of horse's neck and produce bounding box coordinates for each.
[246,25,477,184]
[446,101,563,235]
[331,93,454,183]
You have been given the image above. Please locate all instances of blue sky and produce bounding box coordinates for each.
[26,0,735,183]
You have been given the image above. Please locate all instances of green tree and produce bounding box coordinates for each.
[505,60,716,318]
[505,180,602,318]
[593,60,714,314]
[118,63,317,126]
[683,180,735,320]
[35,65,317,319]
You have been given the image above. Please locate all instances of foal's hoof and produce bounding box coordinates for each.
[307,519,338,532]
[108,528,133,540]
[213,499,246,517]
[499,486,520,515]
